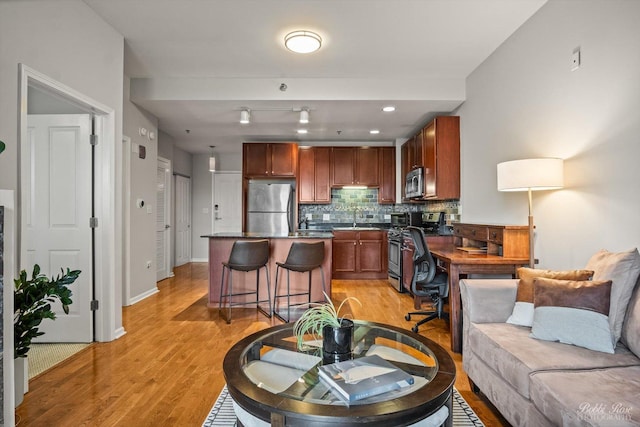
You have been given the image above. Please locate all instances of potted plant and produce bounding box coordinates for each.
[13,264,81,405]
[293,293,361,364]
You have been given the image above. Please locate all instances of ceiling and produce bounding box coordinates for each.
[83,0,547,154]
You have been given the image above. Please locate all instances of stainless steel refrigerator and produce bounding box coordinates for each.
[246,181,295,234]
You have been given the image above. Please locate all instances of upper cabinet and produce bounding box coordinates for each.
[331,147,380,187]
[243,143,298,178]
[378,146,395,204]
[298,146,331,204]
[401,116,460,200]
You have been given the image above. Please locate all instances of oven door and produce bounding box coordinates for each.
[387,236,404,292]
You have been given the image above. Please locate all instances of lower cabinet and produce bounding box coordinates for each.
[332,230,387,279]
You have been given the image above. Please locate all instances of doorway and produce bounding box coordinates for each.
[212,172,242,233]
[174,174,191,266]
[19,64,120,344]
[156,157,172,281]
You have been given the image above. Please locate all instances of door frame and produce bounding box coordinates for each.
[18,64,122,342]
[157,156,172,280]
[174,173,192,267]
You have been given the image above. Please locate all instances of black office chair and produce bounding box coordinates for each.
[273,241,327,323]
[404,226,449,333]
[219,239,272,324]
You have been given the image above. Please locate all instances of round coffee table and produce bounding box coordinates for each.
[223,320,456,426]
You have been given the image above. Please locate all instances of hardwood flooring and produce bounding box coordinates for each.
[16,263,508,426]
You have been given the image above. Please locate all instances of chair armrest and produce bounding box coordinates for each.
[460,279,518,324]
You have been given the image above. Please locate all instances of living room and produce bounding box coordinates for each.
[1,0,639,425]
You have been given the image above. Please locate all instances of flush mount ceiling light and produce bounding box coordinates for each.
[284,30,322,54]
[370,129,380,134]
[299,108,310,124]
[297,129,308,134]
[382,105,396,112]
[239,109,250,124]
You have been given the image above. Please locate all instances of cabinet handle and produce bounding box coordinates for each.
[491,232,497,239]
[353,242,356,246]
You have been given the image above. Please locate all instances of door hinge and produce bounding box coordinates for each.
[90,134,98,146]
[90,217,99,228]
[90,300,99,311]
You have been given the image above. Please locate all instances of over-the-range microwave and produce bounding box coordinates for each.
[405,167,425,199]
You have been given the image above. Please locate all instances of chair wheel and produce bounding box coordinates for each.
[411,326,419,333]
[405,314,411,321]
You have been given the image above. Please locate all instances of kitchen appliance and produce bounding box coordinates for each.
[405,167,424,199]
[390,212,408,228]
[246,181,295,234]
[409,212,423,226]
[387,227,404,292]
[422,211,452,235]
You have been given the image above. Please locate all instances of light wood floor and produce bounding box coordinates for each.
[16,263,508,426]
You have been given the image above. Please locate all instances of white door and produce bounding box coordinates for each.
[212,172,242,233]
[175,175,191,266]
[23,114,93,342]
[156,157,172,281]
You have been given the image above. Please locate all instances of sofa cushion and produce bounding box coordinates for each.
[622,280,640,357]
[530,278,615,353]
[468,322,639,399]
[506,267,594,327]
[585,248,640,344]
[530,366,640,426]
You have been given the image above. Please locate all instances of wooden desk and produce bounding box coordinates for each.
[430,244,528,353]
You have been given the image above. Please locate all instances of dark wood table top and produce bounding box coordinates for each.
[223,321,456,426]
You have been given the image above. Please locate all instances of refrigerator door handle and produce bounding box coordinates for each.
[287,189,294,232]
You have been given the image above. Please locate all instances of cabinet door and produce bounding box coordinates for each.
[401,142,409,200]
[332,239,357,273]
[423,121,436,197]
[331,147,355,186]
[243,143,269,176]
[298,147,316,203]
[314,147,331,202]
[359,239,384,272]
[355,147,379,186]
[378,147,395,204]
[270,143,297,177]
[413,129,424,169]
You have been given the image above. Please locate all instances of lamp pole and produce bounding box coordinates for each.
[527,187,534,268]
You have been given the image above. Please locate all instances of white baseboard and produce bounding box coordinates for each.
[128,287,160,305]
[190,258,208,263]
[113,327,127,340]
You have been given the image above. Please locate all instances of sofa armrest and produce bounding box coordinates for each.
[460,279,518,324]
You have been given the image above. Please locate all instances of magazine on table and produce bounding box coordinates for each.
[318,354,414,403]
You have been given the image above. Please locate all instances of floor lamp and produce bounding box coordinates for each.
[497,158,564,268]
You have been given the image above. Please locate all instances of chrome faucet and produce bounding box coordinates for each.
[352,208,358,227]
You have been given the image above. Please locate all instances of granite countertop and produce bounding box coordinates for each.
[201,231,334,239]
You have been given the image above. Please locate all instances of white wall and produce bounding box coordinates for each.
[458,0,640,269]
[123,77,159,302]
[0,0,124,336]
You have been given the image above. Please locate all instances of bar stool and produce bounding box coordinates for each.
[273,241,327,323]
[219,239,271,324]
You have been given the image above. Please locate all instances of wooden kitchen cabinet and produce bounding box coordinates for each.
[332,230,387,279]
[243,142,298,178]
[298,146,331,204]
[378,146,395,204]
[400,116,460,200]
[331,147,379,187]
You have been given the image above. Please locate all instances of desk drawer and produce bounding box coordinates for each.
[487,227,503,244]
[453,224,487,240]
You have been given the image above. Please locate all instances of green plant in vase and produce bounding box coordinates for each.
[14,264,81,358]
[293,293,361,363]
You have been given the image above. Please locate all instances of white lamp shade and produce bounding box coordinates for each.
[497,158,563,192]
[209,156,216,172]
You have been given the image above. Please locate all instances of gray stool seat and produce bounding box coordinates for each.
[273,241,327,322]
[219,239,271,323]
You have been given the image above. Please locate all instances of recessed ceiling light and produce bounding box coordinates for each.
[284,31,322,54]
[297,129,308,134]
[370,129,380,134]
[382,106,396,112]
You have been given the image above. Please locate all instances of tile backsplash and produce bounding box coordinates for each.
[299,188,460,224]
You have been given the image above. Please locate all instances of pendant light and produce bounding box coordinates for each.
[209,146,216,172]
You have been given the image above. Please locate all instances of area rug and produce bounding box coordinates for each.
[202,385,485,426]
[28,343,91,379]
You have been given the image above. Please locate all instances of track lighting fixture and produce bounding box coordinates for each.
[240,109,250,124]
[209,146,216,172]
[299,109,309,124]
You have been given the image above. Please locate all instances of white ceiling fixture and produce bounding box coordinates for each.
[299,108,310,124]
[297,129,308,134]
[370,129,380,134]
[240,109,250,124]
[284,30,322,54]
[382,106,396,112]
[209,146,216,172]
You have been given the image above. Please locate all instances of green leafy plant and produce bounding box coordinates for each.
[14,264,81,358]
[293,293,361,350]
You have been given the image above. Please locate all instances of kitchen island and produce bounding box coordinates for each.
[202,232,333,311]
